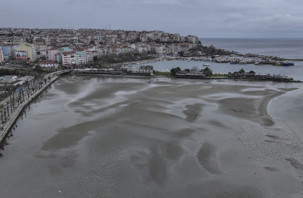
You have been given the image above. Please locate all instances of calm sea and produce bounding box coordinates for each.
[201,38,303,59]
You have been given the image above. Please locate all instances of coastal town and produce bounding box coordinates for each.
[0,28,302,147]
[1,27,297,69]
[0,28,299,82]
[3,0,303,196]
[0,27,201,66]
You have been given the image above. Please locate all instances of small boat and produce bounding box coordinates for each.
[230,60,239,64]
[281,61,294,66]
[273,61,294,66]
[203,63,210,66]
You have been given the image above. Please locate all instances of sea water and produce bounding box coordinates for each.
[201,38,303,59]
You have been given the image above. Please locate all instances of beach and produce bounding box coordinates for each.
[0,76,302,197]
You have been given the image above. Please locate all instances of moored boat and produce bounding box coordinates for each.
[273,61,294,66]
[281,61,294,66]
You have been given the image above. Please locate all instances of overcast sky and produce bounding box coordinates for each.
[1,0,303,38]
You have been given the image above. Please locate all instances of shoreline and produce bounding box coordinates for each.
[268,87,303,144]
[0,71,69,145]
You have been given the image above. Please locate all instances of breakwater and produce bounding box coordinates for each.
[74,68,302,83]
[175,73,302,83]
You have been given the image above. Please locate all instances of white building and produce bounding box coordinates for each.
[39,61,59,69]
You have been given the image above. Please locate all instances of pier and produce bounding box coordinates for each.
[0,70,71,146]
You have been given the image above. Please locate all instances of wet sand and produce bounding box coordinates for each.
[0,77,302,198]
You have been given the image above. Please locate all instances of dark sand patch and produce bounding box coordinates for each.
[264,166,279,172]
[41,121,98,150]
[174,128,197,138]
[208,120,227,128]
[196,143,222,174]
[149,146,167,184]
[219,97,259,119]
[55,77,89,95]
[257,91,285,126]
[266,134,280,139]
[242,90,271,96]
[265,134,283,143]
[279,88,298,92]
[285,158,303,171]
[183,104,203,122]
[218,91,284,126]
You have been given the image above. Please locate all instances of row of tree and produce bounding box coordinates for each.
[0,69,23,76]
[170,66,213,77]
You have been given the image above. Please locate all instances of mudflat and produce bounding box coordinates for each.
[0,77,302,198]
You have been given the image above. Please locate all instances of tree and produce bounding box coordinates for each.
[170,67,181,77]
[191,66,198,73]
[93,56,99,63]
[239,68,245,74]
[202,67,212,76]
[248,70,256,75]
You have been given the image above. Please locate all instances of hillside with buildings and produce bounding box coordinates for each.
[0,28,201,68]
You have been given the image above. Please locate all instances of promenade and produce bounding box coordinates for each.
[0,70,69,145]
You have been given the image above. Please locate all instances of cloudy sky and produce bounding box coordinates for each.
[0,0,302,38]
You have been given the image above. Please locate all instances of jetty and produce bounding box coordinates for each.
[0,70,71,146]
[171,67,302,83]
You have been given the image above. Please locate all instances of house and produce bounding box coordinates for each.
[0,48,4,62]
[85,49,98,63]
[47,47,59,62]
[153,45,166,54]
[75,51,87,65]
[55,47,73,63]
[186,35,199,44]
[172,33,181,42]
[39,61,59,69]
[16,43,37,61]
[61,51,76,66]
[1,46,14,61]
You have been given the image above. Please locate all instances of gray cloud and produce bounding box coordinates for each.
[0,0,302,37]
